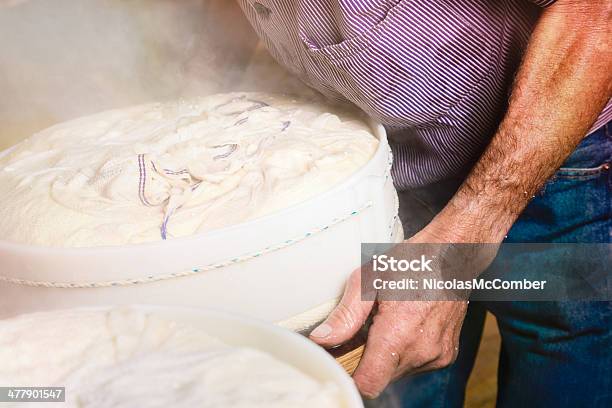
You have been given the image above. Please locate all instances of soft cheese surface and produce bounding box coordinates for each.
[0,307,340,408]
[0,93,377,247]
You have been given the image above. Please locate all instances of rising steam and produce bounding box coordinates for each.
[0,0,311,150]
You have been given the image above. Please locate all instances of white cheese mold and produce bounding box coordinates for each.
[1,305,364,408]
[0,119,402,330]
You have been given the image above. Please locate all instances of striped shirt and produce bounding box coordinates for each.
[238,0,611,189]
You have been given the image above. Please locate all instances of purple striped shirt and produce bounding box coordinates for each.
[238,0,611,189]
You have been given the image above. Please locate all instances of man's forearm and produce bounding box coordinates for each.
[430,0,611,243]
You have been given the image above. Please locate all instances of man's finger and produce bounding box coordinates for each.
[309,268,374,347]
[352,310,402,399]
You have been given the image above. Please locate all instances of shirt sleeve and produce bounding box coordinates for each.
[527,0,557,7]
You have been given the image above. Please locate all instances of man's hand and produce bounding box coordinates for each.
[310,224,485,399]
[310,266,468,398]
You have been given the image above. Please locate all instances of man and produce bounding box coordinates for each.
[238,0,611,406]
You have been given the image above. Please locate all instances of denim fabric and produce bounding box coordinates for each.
[375,124,612,408]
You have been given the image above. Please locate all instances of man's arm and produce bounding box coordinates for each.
[431,0,611,244]
[311,0,612,398]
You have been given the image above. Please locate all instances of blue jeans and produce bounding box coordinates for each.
[380,123,612,407]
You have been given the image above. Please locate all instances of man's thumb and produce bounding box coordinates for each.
[309,268,374,347]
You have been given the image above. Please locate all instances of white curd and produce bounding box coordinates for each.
[0,93,377,247]
[0,307,341,407]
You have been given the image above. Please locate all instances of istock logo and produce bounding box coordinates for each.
[372,254,434,272]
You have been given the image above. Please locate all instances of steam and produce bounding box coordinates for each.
[0,0,30,8]
[0,0,312,150]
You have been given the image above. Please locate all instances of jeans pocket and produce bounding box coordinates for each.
[552,162,610,181]
[516,162,611,243]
